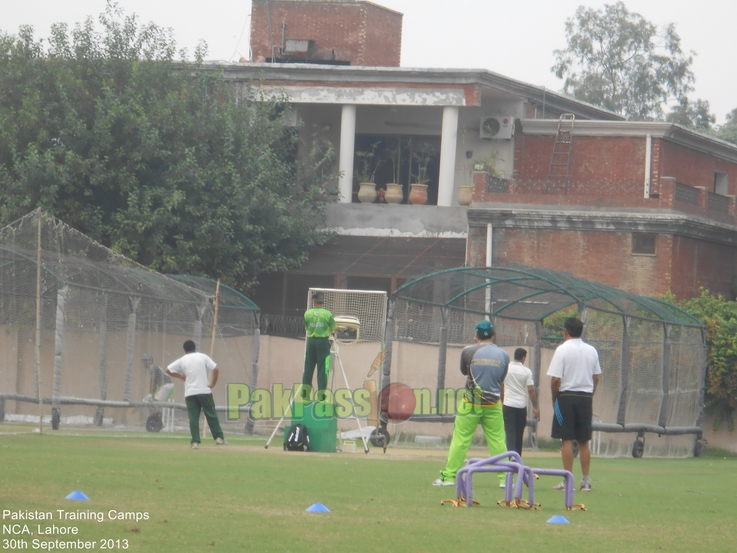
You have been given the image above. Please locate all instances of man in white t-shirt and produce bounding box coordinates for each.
[166,340,225,449]
[502,348,539,456]
[547,317,601,492]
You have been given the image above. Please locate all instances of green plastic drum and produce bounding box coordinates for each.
[284,400,337,453]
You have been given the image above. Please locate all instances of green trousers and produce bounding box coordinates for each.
[302,337,331,399]
[440,399,506,483]
[185,393,224,444]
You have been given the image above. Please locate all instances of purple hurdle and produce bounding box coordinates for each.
[455,452,529,507]
[528,468,578,510]
[451,454,581,510]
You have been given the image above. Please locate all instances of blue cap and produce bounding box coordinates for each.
[476,320,494,339]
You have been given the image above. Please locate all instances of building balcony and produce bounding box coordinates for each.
[470,172,737,228]
[322,202,469,238]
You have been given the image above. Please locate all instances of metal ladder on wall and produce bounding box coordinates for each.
[547,113,575,189]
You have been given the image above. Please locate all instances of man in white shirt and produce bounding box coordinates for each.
[547,317,601,492]
[167,340,225,449]
[502,348,539,456]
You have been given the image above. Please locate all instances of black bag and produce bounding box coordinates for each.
[285,423,309,451]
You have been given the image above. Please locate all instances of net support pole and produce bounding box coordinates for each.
[245,317,261,435]
[209,279,221,359]
[485,225,492,313]
[35,213,43,434]
[123,296,141,402]
[52,285,68,429]
[203,279,221,439]
[98,297,109,401]
[379,300,395,394]
[616,315,631,427]
[94,296,109,427]
[436,307,449,394]
[251,317,260,391]
[531,321,543,445]
[658,323,672,429]
[531,322,542,391]
[695,327,707,432]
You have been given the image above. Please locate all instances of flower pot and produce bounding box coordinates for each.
[457,185,473,206]
[384,183,404,204]
[357,182,377,203]
[409,183,428,205]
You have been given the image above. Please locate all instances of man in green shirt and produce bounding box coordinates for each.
[302,291,337,401]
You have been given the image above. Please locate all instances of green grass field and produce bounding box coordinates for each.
[2,424,736,552]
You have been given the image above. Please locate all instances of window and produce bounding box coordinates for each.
[714,172,728,195]
[632,234,657,255]
[353,134,441,205]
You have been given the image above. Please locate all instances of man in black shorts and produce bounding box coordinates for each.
[547,317,601,492]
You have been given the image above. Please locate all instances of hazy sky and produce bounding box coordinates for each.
[3,0,734,124]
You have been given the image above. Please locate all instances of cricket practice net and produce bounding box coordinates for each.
[0,210,260,433]
[382,266,707,457]
[312,288,386,434]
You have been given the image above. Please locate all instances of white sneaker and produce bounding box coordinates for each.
[432,478,455,487]
[191,442,199,450]
[499,482,506,489]
[215,437,226,445]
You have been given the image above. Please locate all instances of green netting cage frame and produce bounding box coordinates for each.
[0,209,260,432]
[380,264,707,457]
[392,265,702,325]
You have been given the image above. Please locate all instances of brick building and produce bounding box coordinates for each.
[250,0,402,66]
[468,121,737,299]
[223,0,737,316]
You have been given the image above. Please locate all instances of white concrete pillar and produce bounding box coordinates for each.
[437,106,459,207]
[644,134,652,198]
[338,104,357,203]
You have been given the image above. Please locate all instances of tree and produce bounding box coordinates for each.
[667,289,737,432]
[666,98,716,132]
[552,2,696,121]
[713,108,737,146]
[0,2,335,291]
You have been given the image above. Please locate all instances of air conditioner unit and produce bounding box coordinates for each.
[480,116,514,139]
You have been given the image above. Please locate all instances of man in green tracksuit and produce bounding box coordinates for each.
[433,320,509,488]
[302,291,337,401]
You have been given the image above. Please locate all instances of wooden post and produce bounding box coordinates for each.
[209,279,221,362]
[203,279,221,438]
[35,213,43,434]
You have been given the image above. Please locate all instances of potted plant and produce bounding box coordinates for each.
[409,142,433,205]
[457,182,474,206]
[354,141,382,203]
[384,138,404,204]
[472,151,502,175]
[460,151,505,204]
